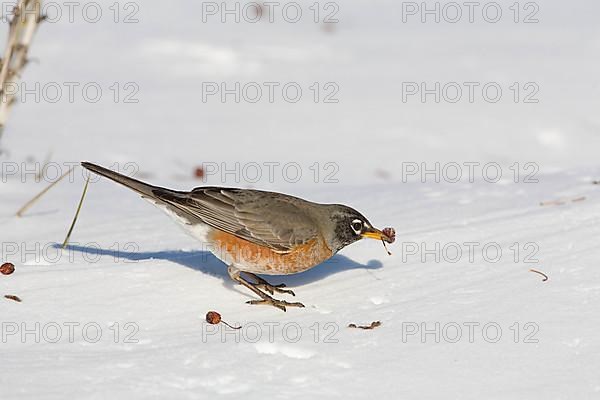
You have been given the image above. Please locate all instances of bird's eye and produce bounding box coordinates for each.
[351,219,363,234]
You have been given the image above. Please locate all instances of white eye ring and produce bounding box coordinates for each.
[350,219,363,234]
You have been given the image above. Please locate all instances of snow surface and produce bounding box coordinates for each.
[1,0,600,399]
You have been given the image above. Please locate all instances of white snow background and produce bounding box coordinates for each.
[1,0,600,398]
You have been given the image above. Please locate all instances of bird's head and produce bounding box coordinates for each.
[325,205,394,253]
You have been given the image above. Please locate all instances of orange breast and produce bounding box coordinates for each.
[208,229,333,275]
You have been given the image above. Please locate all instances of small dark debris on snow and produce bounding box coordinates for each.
[348,321,382,330]
[540,196,586,206]
[374,169,391,180]
[321,23,336,34]
[5,295,22,303]
[1,262,15,275]
[529,269,549,282]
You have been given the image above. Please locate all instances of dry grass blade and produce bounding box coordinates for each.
[0,0,43,142]
[16,166,74,217]
[62,176,90,248]
[540,196,586,207]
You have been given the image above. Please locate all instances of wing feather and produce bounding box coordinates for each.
[152,187,319,253]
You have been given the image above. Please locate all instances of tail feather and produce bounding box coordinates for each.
[81,161,204,229]
[81,161,159,198]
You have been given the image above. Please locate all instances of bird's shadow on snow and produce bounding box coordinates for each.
[59,244,383,287]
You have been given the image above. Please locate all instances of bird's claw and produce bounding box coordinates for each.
[246,299,305,312]
[244,272,295,296]
[254,283,295,296]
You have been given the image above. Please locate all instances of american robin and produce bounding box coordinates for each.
[81,162,394,311]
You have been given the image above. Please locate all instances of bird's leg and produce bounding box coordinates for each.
[242,272,296,296]
[227,266,304,312]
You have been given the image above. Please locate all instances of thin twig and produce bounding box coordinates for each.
[348,321,382,330]
[15,166,74,217]
[540,196,586,207]
[62,175,90,248]
[529,269,549,282]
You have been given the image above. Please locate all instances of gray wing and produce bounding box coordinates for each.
[154,187,319,253]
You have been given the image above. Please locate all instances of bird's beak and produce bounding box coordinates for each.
[362,227,394,243]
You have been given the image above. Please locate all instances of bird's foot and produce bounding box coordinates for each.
[229,266,303,312]
[246,298,305,312]
[254,283,295,296]
[244,272,296,296]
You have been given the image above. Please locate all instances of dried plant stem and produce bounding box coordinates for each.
[540,196,586,207]
[62,176,90,248]
[15,165,73,217]
[529,269,549,282]
[348,321,382,330]
[0,0,42,142]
